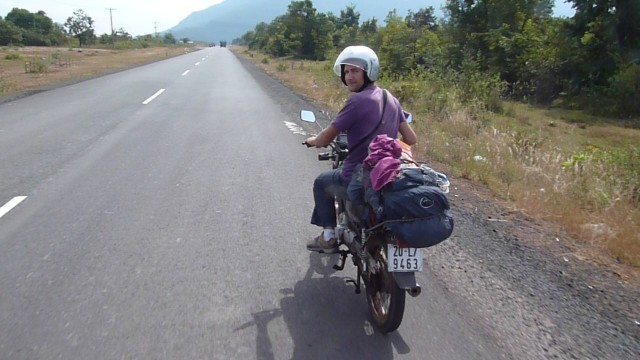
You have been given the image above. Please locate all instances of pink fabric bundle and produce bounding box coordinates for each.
[363,135,403,191]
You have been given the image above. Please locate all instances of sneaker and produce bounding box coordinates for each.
[306,232,339,254]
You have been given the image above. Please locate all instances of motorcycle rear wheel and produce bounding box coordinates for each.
[365,243,406,333]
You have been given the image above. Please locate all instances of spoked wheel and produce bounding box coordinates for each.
[365,243,406,333]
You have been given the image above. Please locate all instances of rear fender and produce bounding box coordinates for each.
[392,271,418,289]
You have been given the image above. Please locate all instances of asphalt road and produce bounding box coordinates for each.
[0,47,638,359]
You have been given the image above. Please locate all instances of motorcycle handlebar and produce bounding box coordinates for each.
[303,137,347,165]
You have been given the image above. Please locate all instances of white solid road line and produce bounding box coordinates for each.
[142,89,166,105]
[182,70,190,76]
[0,196,27,219]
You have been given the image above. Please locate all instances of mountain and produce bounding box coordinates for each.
[167,0,444,43]
[167,0,575,43]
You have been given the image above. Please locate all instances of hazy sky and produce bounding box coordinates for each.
[0,0,224,36]
[1,0,575,37]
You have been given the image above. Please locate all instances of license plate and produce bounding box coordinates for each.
[388,245,423,272]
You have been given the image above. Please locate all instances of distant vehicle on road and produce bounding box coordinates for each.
[220,41,227,47]
[209,43,215,47]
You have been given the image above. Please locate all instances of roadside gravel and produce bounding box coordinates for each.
[429,179,639,359]
[234,50,640,360]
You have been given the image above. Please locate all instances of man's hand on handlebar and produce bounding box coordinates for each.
[304,125,340,148]
[304,136,318,147]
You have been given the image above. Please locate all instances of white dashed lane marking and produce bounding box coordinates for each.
[0,196,27,219]
[283,121,308,135]
[142,89,166,105]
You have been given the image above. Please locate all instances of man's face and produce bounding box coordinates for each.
[344,64,365,92]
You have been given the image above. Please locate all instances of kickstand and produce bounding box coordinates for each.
[333,250,348,271]
[346,272,362,294]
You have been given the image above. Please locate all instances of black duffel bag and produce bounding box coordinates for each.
[379,167,454,248]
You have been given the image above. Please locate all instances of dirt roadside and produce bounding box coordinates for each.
[0,46,198,103]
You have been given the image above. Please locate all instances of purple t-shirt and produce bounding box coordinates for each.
[331,84,406,181]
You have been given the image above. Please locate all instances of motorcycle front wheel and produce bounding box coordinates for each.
[365,243,406,333]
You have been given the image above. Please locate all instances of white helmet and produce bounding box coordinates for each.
[333,46,380,84]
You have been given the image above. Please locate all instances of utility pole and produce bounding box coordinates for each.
[106,8,116,46]
[154,22,159,38]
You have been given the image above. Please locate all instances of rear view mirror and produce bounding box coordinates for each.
[300,110,317,123]
[405,112,413,124]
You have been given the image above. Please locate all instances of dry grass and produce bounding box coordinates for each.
[438,103,640,267]
[236,47,640,269]
[0,46,196,96]
[246,51,346,114]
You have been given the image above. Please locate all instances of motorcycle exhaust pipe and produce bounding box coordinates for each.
[407,285,421,297]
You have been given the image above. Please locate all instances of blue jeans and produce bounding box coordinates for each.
[311,169,349,228]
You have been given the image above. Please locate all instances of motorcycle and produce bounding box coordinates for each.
[300,110,426,333]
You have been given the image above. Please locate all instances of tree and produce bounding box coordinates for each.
[98,28,132,45]
[414,27,446,70]
[3,8,55,45]
[405,7,437,31]
[564,0,640,116]
[265,21,290,56]
[249,22,271,50]
[47,23,69,46]
[34,11,53,34]
[615,0,640,53]
[312,13,335,60]
[378,10,415,77]
[361,18,378,34]
[115,28,131,41]
[163,32,177,44]
[0,18,23,45]
[283,0,319,58]
[338,5,360,29]
[5,8,35,30]
[567,0,640,86]
[333,5,360,48]
[442,0,560,100]
[358,17,379,45]
[404,7,439,68]
[64,9,95,47]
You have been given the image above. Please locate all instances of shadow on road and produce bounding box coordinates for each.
[277,252,411,358]
[233,252,412,359]
[234,308,283,360]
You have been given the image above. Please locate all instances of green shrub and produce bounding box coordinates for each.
[0,80,14,94]
[606,63,640,118]
[276,63,288,72]
[4,52,20,60]
[458,60,505,113]
[383,80,421,104]
[35,59,47,73]
[261,57,269,64]
[562,145,640,209]
[24,57,48,73]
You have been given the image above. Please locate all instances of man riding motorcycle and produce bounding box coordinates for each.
[304,45,417,254]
